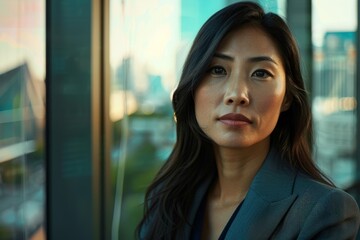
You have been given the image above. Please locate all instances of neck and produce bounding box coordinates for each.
[211,139,270,205]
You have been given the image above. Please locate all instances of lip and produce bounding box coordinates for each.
[218,113,252,126]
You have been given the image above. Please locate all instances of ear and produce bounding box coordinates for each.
[281,94,292,112]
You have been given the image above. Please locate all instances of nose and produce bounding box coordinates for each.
[223,76,250,106]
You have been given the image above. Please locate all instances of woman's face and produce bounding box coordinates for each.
[194,25,288,150]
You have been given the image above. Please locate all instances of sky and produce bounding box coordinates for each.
[312,0,357,46]
[0,0,45,80]
[110,0,180,91]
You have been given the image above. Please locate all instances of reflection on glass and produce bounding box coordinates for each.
[110,0,287,238]
[312,0,357,189]
[109,2,180,239]
[0,0,46,239]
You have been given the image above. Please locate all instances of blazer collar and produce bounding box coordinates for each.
[185,147,298,239]
[247,146,297,201]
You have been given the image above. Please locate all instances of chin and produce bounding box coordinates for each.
[214,140,255,149]
[212,136,270,150]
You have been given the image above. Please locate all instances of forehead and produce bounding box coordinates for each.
[215,25,283,63]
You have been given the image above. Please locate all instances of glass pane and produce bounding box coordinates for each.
[109,0,286,238]
[0,0,46,239]
[312,0,357,189]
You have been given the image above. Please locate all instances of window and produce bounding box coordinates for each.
[109,0,286,238]
[312,0,357,189]
[0,0,46,239]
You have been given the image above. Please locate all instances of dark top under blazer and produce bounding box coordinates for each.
[140,147,360,239]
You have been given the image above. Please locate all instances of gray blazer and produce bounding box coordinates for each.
[141,147,360,239]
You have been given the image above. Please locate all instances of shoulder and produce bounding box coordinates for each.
[293,173,359,218]
[294,172,357,206]
[290,173,360,239]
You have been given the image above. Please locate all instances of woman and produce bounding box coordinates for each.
[137,2,360,239]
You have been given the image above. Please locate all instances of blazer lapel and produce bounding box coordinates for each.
[225,147,298,239]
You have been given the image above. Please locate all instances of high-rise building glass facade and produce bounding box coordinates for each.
[312,0,357,189]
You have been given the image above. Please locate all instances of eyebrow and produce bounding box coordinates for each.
[213,52,279,65]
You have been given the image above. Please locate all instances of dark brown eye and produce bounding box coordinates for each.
[209,66,227,76]
[252,69,272,78]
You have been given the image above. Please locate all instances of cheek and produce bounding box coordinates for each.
[261,96,283,115]
[194,83,219,126]
[194,87,205,109]
[256,83,286,115]
[194,86,209,124]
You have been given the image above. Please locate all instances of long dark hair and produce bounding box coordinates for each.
[137,2,332,239]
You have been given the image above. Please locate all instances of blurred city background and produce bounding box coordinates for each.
[0,0,359,239]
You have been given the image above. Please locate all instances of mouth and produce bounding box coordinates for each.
[218,113,252,126]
